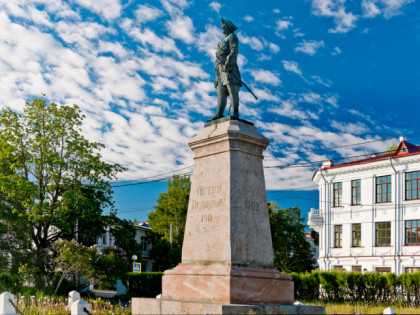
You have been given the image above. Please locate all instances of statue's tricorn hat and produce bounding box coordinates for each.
[221,19,238,32]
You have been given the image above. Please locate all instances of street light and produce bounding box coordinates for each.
[132,255,137,262]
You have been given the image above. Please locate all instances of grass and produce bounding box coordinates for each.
[12,294,131,315]
[312,301,420,314]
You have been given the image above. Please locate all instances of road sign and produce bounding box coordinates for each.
[133,262,141,273]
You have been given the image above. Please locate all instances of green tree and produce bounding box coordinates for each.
[52,239,98,295]
[147,175,189,270]
[387,142,398,153]
[148,176,190,244]
[0,97,125,288]
[269,203,315,273]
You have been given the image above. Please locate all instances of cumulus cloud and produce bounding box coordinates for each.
[276,19,293,32]
[282,60,302,76]
[167,15,195,44]
[310,0,358,33]
[73,0,121,21]
[250,70,281,86]
[209,1,221,13]
[135,4,164,23]
[331,121,369,135]
[243,15,254,22]
[269,43,280,53]
[295,40,325,56]
[238,33,264,51]
[120,20,183,58]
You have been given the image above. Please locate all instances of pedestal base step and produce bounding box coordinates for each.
[132,298,325,315]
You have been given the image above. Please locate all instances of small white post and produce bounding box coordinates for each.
[0,292,16,315]
[68,290,81,309]
[71,299,90,315]
[383,307,396,315]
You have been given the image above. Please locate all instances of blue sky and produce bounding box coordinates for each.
[1,0,419,222]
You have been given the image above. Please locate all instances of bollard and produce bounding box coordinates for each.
[383,307,396,315]
[68,290,81,309]
[71,299,91,315]
[0,292,16,315]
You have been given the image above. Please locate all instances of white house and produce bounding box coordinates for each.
[96,221,153,272]
[308,136,420,275]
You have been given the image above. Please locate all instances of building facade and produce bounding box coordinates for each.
[96,221,153,272]
[308,137,420,275]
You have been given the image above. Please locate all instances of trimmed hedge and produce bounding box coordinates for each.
[125,272,163,297]
[289,270,420,306]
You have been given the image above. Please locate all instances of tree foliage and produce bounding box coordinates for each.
[147,175,189,270]
[269,203,315,273]
[148,176,190,245]
[0,97,126,287]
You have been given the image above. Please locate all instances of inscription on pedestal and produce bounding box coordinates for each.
[245,200,260,211]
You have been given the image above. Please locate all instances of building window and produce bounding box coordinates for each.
[376,175,392,203]
[352,265,362,273]
[406,171,420,200]
[376,222,391,246]
[333,265,343,271]
[102,234,107,245]
[405,220,420,245]
[376,267,391,274]
[333,182,342,207]
[334,225,342,248]
[141,236,149,254]
[405,267,420,273]
[351,179,361,205]
[352,223,362,247]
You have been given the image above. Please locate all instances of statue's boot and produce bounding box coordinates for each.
[207,95,227,122]
[231,97,239,120]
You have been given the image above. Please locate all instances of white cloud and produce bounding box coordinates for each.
[380,0,414,18]
[331,121,369,135]
[166,15,195,44]
[310,0,358,33]
[135,4,164,23]
[362,0,381,18]
[276,19,292,32]
[243,15,254,22]
[295,40,325,56]
[332,46,342,55]
[196,24,221,58]
[239,33,264,51]
[269,43,280,53]
[209,1,221,13]
[250,70,281,86]
[311,75,333,87]
[269,101,309,120]
[282,60,302,76]
[120,20,183,57]
[73,0,121,21]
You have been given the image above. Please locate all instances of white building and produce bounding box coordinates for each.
[96,221,153,271]
[308,136,420,275]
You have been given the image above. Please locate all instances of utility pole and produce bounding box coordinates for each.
[170,224,173,245]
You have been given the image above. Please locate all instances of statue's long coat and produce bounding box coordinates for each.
[214,32,242,87]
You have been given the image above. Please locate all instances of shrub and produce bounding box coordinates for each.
[0,272,20,293]
[289,270,420,306]
[125,272,163,297]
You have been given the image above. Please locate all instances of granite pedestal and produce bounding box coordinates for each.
[132,120,324,314]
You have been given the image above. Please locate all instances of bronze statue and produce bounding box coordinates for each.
[208,19,242,121]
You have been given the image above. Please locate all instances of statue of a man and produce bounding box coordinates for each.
[208,19,242,121]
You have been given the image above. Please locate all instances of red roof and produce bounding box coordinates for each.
[322,140,420,170]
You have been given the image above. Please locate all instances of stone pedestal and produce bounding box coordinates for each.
[132,120,324,314]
